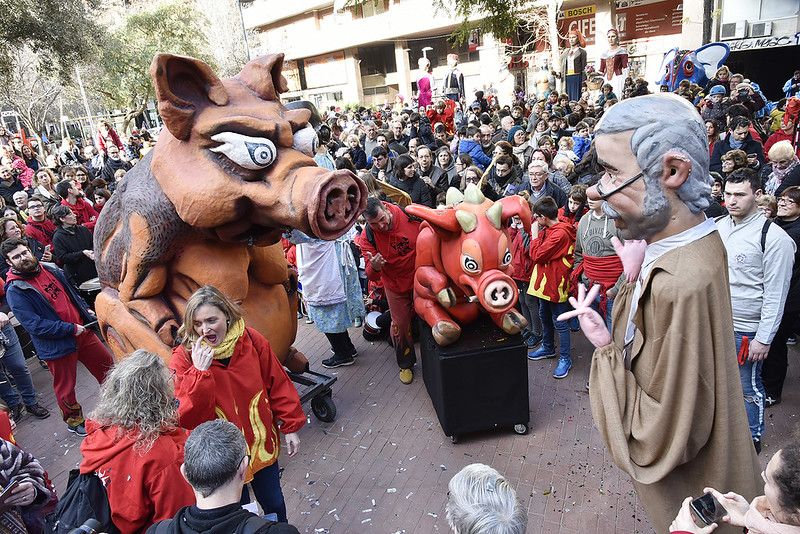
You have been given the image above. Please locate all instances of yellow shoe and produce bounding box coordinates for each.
[399,368,414,384]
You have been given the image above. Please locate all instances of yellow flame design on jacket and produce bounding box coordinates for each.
[214,390,280,482]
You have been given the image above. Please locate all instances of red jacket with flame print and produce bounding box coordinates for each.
[171,327,305,481]
[527,221,575,303]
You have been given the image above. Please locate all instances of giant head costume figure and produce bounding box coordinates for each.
[589,93,712,242]
[655,43,730,92]
[405,185,532,346]
[94,54,367,369]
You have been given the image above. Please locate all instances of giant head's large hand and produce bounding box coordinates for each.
[611,237,646,283]
[557,284,612,348]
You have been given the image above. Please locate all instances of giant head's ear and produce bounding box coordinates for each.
[660,149,693,191]
[150,54,229,141]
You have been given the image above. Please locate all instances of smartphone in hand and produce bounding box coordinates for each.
[690,493,727,526]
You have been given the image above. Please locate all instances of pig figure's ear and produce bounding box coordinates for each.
[150,54,229,141]
[404,205,462,234]
[498,195,532,234]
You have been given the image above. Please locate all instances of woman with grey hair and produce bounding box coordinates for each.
[79,350,195,533]
[446,463,527,534]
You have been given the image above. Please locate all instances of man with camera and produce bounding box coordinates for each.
[710,117,765,174]
[148,420,299,534]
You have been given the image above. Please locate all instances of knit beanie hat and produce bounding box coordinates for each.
[507,125,524,143]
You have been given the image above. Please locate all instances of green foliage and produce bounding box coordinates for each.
[433,0,534,44]
[94,1,213,124]
[0,0,101,82]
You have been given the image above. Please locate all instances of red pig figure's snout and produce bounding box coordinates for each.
[481,275,516,312]
[464,271,517,314]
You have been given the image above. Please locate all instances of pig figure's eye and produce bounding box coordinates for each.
[292,125,319,157]
[210,132,277,170]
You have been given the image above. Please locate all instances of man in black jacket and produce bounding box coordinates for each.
[518,160,568,208]
[0,165,24,207]
[148,420,299,534]
[710,116,765,173]
[100,144,131,183]
[762,185,800,407]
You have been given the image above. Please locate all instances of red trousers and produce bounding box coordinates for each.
[384,287,416,370]
[48,332,114,426]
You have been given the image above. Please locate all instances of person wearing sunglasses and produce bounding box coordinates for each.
[558,93,762,530]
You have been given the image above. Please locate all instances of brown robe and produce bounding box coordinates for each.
[589,232,762,533]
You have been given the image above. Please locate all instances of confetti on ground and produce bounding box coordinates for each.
[405,492,414,499]
[362,508,372,513]
[334,514,340,521]
[371,499,376,506]
[361,518,372,524]
[387,488,397,493]
[428,512,438,518]
[327,509,337,515]
[439,464,447,471]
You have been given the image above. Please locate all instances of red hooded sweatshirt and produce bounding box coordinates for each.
[171,327,305,482]
[79,421,194,534]
[528,221,575,303]
[25,218,57,248]
[354,202,420,294]
[61,197,98,232]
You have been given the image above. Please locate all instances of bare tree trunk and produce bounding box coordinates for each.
[122,100,147,135]
[702,0,714,44]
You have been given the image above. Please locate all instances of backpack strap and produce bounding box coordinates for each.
[240,515,271,534]
[761,218,772,253]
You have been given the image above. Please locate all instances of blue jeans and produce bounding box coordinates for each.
[514,281,542,340]
[736,331,764,441]
[539,300,571,360]
[0,323,37,408]
[240,461,287,523]
[590,294,614,332]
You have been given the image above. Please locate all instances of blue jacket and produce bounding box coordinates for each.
[784,77,800,99]
[458,139,492,171]
[5,264,94,360]
[572,134,591,162]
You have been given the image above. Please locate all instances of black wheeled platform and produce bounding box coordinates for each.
[420,316,530,443]
[288,369,338,423]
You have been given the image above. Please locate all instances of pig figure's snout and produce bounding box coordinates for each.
[304,169,367,240]
[476,272,517,314]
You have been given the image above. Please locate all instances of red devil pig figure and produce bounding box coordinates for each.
[93,53,367,369]
[405,184,532,346]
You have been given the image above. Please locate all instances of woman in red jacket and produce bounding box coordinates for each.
[171,285,305,524]
[80,349,195,533]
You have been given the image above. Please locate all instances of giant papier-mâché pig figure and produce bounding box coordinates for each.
[655,42,730,91]
[405,184,532,346]
[93,53,367,370]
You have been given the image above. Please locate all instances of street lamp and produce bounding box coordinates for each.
[421,46,433,59]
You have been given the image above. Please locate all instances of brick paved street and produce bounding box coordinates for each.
[11,322,800,533]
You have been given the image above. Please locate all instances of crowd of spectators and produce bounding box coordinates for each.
[0,55,796,532]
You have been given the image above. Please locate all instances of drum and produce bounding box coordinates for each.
[362,311,383,341]
[78,277,101,292]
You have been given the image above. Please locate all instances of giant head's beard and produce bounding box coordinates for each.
[602,174,672,241]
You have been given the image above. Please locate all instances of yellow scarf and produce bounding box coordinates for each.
[209,318,245,360]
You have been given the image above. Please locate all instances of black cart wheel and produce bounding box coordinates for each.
[513,424,528,435]
[450,435,459,444]
[311,393,337,422]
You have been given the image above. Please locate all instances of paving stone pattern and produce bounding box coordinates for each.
[13,323,798,533]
